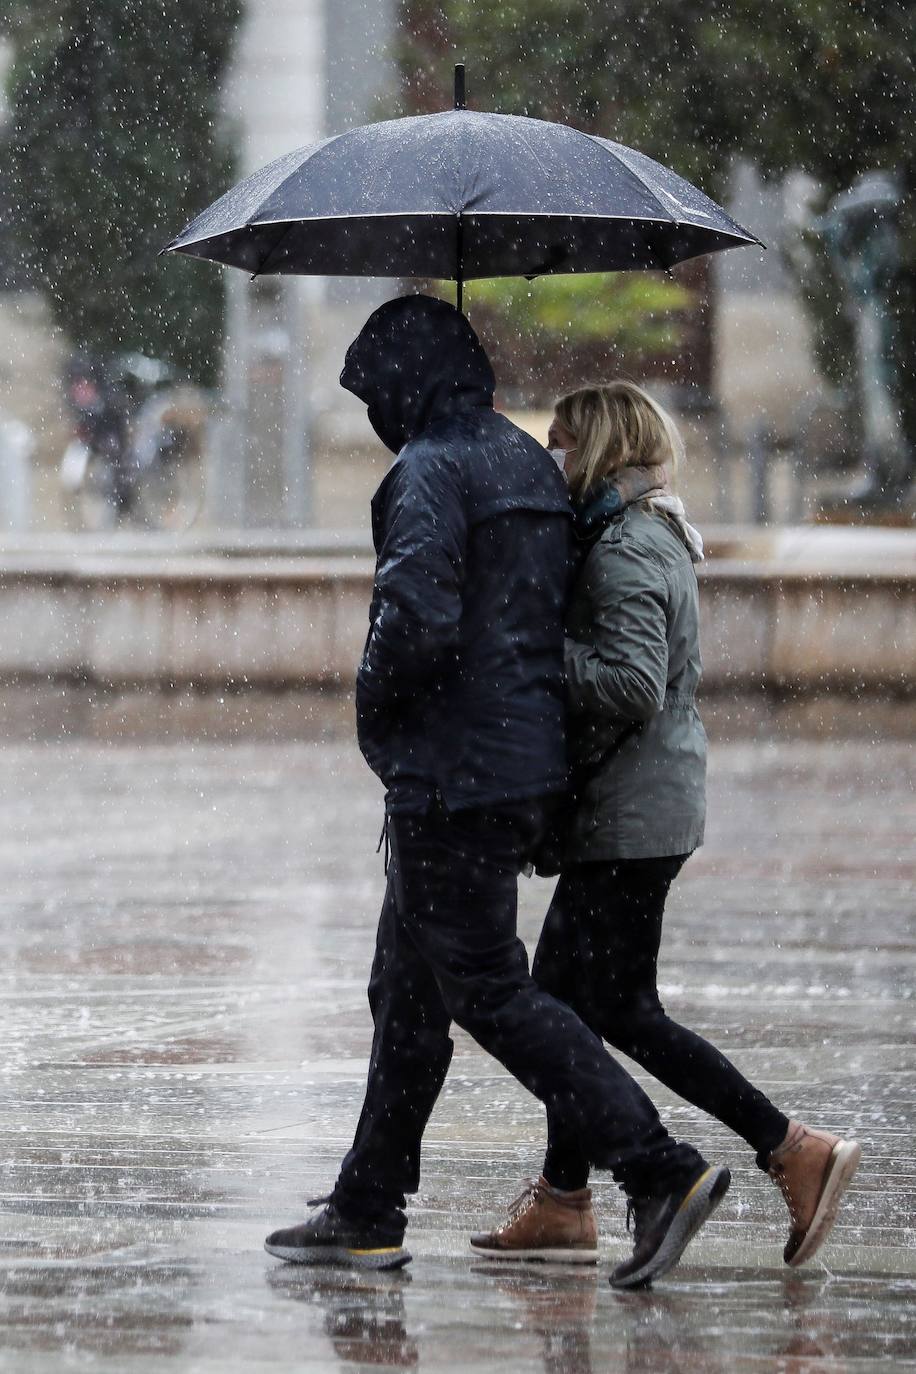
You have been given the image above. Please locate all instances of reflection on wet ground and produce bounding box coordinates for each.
[0,740,913,1371]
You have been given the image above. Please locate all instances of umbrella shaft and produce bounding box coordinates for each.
[456,215,464,314]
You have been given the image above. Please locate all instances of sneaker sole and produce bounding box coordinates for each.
[787,1139,861,1268]
[469,1243,599,1265]
[264,1241,411,1271]
[609,1164,731,1291]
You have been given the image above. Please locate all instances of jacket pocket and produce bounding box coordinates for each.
[355,671,397,783]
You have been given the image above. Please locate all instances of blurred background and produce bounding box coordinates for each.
[0,0,912,738]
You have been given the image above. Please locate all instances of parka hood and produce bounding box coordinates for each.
[339,293,495,454]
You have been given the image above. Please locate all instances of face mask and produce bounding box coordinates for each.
[548,446,569,475]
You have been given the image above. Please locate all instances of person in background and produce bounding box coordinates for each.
[471,381,861,1269]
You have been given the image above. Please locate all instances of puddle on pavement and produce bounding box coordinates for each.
[0,1238,124,1260]
[79,1034,245,1065]
[19,940,252,976]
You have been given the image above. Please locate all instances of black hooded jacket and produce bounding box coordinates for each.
[340,294,572,812]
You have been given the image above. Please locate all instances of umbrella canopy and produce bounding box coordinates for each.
[165,97,760,290]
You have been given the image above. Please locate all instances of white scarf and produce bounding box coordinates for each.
[643,491,705,563]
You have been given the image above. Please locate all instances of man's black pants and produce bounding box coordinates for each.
[535,856,790,1191]
[332,803,701,1238]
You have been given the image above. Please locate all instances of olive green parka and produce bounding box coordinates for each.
[564,500,707,861]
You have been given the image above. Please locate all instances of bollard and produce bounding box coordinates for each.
[748,422,770,525]
[0,415,34,532]
[710,410,734,524]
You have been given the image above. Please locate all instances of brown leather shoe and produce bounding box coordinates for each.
[768,1121,861,1267]
[470,1176,599,1263]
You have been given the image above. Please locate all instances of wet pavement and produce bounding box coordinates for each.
[0,737,913,1371]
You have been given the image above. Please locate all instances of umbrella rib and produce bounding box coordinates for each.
[581,131,679,224]
[249,222,299,278]
[582,131,762,247]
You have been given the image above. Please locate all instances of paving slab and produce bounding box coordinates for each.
[0,738,913,1371]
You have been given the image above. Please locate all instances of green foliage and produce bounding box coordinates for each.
[403,1,912,194]
[456,273,691,356]
[8,0,241,384]
[402,1,916,441]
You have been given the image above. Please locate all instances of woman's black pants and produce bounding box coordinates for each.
[534,855,790,1193]
[332,806,703,1239]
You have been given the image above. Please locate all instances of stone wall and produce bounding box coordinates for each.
[0,527,912,740]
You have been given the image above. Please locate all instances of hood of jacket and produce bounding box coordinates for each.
[339,294,496,454]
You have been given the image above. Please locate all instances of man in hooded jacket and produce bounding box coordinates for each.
[264,295,728,1289]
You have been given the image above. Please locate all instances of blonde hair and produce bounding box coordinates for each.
[554,380,684,501]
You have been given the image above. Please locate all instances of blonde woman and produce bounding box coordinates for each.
[471,381,860,1273]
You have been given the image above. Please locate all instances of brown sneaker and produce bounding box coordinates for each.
[470,1176,599,1264]
[768,1120,861,1267]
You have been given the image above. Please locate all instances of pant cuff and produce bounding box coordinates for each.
[754,1112,792,1173]
[331,1181,408,1241]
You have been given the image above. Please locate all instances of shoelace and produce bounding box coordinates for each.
[771,1172,799,1223]
[768,1123,807,1177]
[767,1124,808,1223]
[769,1161,805,1225]
[625,1195,652,1241]
[506,1178,543,1223]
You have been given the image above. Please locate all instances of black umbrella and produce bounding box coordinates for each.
[164,67,761,311]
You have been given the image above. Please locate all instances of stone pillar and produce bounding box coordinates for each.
[216,0,397,530]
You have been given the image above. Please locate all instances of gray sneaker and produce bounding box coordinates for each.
[265,1201,411,1271]
[609,1164,731,1290]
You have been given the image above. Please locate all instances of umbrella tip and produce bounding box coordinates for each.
[454,62,466,110]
